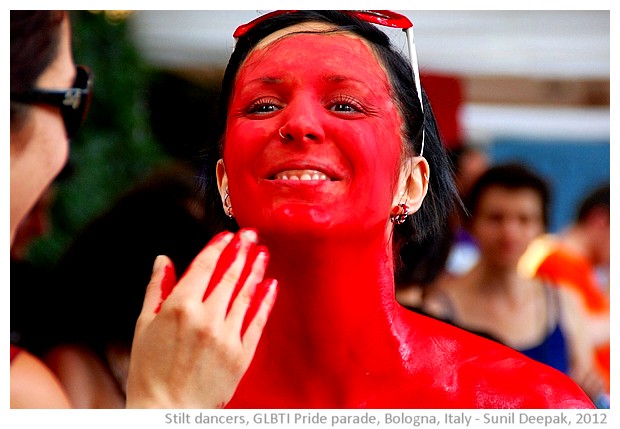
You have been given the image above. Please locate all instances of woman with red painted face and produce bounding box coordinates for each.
[11,11,277,409]
[185,11,593,408]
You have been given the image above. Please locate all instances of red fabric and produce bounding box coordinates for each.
[10,344,22,364]
[421,73,464,149]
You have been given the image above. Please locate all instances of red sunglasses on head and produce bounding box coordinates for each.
[233,10,425,155]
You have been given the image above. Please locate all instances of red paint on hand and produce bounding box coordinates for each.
[155,262,177,314]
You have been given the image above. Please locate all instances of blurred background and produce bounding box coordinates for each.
[25,10,610,268]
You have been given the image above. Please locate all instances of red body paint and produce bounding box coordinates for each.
[220,27,593,408]
[241,278,276,337]
[199,230,262,306]
[155,263,177,314]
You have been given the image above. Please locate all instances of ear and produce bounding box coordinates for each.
[392,156,430,213]
[216,159,229,211]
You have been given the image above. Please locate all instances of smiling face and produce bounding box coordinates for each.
[219,24,407,240]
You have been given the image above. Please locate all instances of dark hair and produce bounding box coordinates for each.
[576,183,609,223]
[200,11,458,248]
[10,10,66,133]
[465,162,550,227]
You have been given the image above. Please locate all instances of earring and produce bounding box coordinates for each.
[390,203,410,225]
[224,188,234,219]
[279,127,293,141]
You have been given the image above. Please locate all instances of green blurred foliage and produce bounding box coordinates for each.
[28,11,170,267]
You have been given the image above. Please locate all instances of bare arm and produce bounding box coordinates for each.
[558,287,604,400]
[10,350,71,409]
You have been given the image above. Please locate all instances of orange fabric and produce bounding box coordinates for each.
[537,249,608,312]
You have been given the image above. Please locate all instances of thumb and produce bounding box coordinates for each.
[143,254,177,315]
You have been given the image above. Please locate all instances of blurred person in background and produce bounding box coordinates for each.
[520,183,610,401]
[422,163,606,405]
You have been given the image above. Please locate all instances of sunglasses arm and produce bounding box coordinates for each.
[405,27,425,156]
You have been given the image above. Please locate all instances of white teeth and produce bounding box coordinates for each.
[275,170,330,181]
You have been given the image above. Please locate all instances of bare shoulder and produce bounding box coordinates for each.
[10,349,71,408]
[45,344,125,408]
[422,272,466,319]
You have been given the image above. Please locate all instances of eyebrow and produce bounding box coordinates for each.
[326,74,353,83]
[245,76,283,86]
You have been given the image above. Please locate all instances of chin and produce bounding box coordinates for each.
[260,204,335,239]
[241,204,386,247]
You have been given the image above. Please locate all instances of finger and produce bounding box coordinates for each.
[173,231,234,300]
[155,257,178,314]
[202,229,258,319]
[139,255,174,323]
[241,278,278,350]
[226,246,269,333]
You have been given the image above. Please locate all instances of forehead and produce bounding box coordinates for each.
[478,186,543,211]
[238,22,391,92]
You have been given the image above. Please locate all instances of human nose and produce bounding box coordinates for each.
[278,95,325,144]
[500,218,523,241]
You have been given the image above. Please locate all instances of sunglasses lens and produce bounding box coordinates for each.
[64,66,93,138]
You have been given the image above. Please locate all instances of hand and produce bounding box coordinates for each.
[125,229,278,408]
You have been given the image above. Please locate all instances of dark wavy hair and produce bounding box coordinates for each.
[10,10,66,134]
[200,11,459,253]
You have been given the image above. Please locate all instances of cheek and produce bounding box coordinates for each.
[35,108,69,180]
[339,119,403,200]
[223,121,269,183]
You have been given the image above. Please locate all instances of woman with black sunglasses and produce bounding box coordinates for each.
[129,10,593,408]
[11,11,277,410]
[10,10,78,408]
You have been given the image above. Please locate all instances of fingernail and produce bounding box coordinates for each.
[267,279,279,295]
[241,229,258,243]
[152,255,166,273]
[221,231,234,243]
[256,245,269,261]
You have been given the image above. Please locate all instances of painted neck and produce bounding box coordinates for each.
[256,224,401,367]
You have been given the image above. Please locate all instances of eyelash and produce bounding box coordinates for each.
[247,97,282,115]
[328,94,365,114]
[245,94,366,117]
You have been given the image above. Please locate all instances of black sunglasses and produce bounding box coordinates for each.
[11,65,93,138]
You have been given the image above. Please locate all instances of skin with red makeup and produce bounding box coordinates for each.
[212,25,593,408]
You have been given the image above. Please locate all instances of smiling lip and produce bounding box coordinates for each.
[267,163,343,182]
[273,169,330,181]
